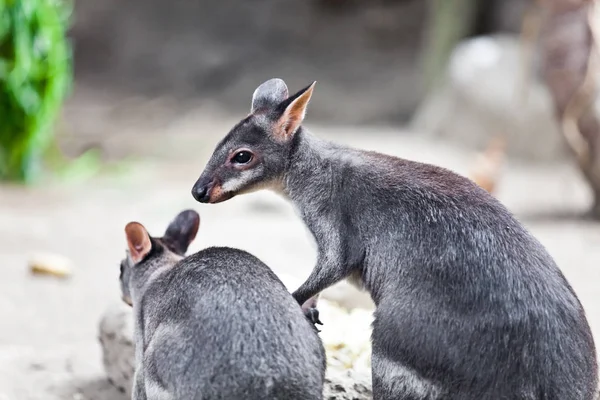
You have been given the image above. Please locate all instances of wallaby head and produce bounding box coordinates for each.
[119,209,200,306]
[191,78,315,203]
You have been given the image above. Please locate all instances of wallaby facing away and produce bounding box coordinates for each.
[191,79,598,400]
[119,209,326,400]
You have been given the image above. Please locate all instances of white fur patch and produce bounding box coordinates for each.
[145,379,173,400]
[303,133,368,168]
[221,168,267,193]
[221,170,255,193]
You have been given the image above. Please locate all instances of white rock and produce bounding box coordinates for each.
[321,281,375,311]
[411,34,566,162]
[98,303,135,397]
[318,301,373,374]
[323,369,372,400]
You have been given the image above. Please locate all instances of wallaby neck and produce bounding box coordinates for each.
[282,129,344,204]
[130,255,182,305]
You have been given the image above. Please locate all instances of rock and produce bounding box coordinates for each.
[411,34,566,162]
[99,300,373,399]
[28,253,73,278]
[317,301,373,374]
[321,281,375,312]
[98,303,135,397]
[324,369,372,400]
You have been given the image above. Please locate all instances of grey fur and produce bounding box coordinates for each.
[191,79,599,400]
[119,209,326,400]
[251,78,289,114]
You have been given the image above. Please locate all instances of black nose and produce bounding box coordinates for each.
[192,184,210,203]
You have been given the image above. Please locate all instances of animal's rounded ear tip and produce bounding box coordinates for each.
[181,209,200,218]
[177,209,200,234]
[125,221,139,233]
[187,210,201,226]
[260,78,285,87]
[191,211,201,226]
[125,222,149,243]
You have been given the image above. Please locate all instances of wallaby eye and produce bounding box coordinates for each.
[232,151,253,164]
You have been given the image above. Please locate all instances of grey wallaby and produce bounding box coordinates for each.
[191,78,599,399]
[119,209,326,400]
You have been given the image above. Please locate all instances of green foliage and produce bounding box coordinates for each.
[0,0,72,183]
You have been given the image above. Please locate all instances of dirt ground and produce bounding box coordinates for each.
[1,88,599,399]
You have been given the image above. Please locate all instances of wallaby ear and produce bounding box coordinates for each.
[273,81,316,141]
[125,222,152,263]
[251,78,289,114]
[162,209,200,255]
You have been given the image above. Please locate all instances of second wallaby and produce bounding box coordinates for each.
[191,79,598,400]
[119,209,326,400]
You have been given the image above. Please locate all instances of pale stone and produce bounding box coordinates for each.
[28,253,73,278]
[411,34,566,162]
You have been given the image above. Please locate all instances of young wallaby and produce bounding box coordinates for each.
[119,209,326,400]
[191,79,598,399]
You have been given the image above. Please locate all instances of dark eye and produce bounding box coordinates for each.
[232,151,253,164]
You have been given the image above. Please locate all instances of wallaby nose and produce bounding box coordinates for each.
[192,184,210,203]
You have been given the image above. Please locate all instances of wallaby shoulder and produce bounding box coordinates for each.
[288,130,499,207]
[178,246,288,286]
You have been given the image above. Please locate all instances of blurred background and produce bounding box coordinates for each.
[1,0,600,399]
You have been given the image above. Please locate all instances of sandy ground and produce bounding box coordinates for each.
[1,91,599,399]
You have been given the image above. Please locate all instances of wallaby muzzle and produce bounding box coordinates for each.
[192,176,234,204]
[191,177,215,203]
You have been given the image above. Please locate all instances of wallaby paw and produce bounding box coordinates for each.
[305,307,323,331]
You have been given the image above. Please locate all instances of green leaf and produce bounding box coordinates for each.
[0,0,72,183]
[0,7,11,43]
[0,58,9,79]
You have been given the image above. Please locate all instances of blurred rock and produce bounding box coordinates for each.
[318,301,373,374]
[323,369,372,400]
[321,281,375,311]
[411,34,567,162]
[98,303,135,396]
[99,299,373,399]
